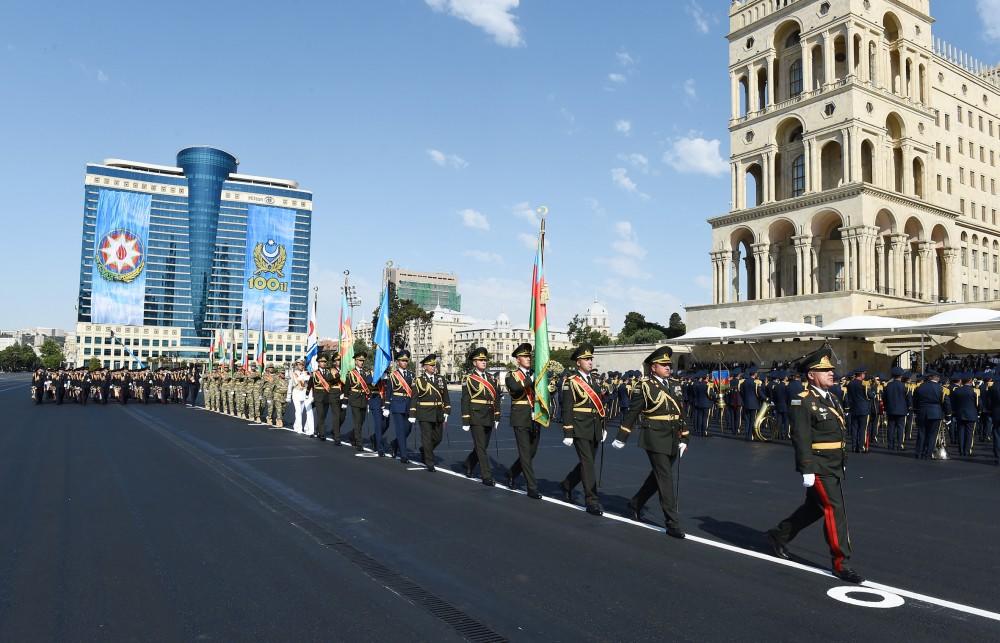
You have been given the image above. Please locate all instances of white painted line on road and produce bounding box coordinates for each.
[828,586,905,608]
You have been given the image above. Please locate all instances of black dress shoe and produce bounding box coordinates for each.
[355,446,363,452]
[625,501,642,522]
[505,473,515,489]
[834,567,864,583]
[666,527,686,539]
[400,458,409,465]
[586,504,603,516]
[426,464,436,472]
[527,490,542,499]
[482,479,495,487]
[766,530,790,560]
[316,435,326,441]
[377,451,386,458]
[464,465,474,478]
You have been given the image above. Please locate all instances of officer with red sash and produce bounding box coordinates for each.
[347,351,381,455]
[461,347,501,485]
[411,353,450,472]
[558,343,607,515]
[505,342,543,499]
[613,346,688,538]
[766,346,864,583]
[385,350,416,464]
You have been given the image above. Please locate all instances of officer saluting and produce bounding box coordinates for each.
[766,347,863,583]
[558,343,607,515]
[505,343,543,500]
[613,346,688,538]
[410,353,450,472]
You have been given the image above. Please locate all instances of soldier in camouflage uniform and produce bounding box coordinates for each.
[247,364,261,421]
[223,369,233,415]
[272,368,288,427]
[204,369,215,411]
[260,366,276,424]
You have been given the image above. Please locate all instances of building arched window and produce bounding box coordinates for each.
[792,155,806,196]
[789,59,803,96]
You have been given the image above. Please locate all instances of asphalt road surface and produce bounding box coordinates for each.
[2,373,998,642]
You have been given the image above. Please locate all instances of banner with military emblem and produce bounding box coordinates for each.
[243,205,295,331]
[90,189,152,325]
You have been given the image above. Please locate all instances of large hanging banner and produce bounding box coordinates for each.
[91,189,152,325]
[243,205,295,331]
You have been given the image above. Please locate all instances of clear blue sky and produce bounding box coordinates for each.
[1,0,997,333]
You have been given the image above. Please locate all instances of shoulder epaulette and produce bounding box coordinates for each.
[798,390,810,398]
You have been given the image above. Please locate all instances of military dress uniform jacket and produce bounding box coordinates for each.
[950,385,979,422]
[883,380,909,416]
[789,387,848,479]
[771,380,790,412]
[560,370,606,441]
[461,371,500,427]
[845,380,871,416]
[506,368,536,428]
[738,378,764,410]
[346,368,372,409]
[914,381,949,420]
[691,381,712,410]
[312,368,343,404]
[410,372,450,422]
[616,376,689,456]
[385,369,414,415]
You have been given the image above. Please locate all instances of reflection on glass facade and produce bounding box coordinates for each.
[77,147,312,358]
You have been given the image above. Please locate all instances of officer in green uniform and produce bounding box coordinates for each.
[260,366,276,424]
[766,347,864,584]
[410,353,450,472]
[505,342,543,499]
[347,351,372,452]
[461,346,501,485]
[235,369,248,419]
[253,365,268,422]
[558,343,607,515]
[613,346,688,538]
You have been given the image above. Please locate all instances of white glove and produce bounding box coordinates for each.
[341,404,347,409]
[382,408,390,417]
[678,443,687,458]
[408,417,415,424]
[494,421,500,430]
[802,473,816,488]
[443,414,449,423]
[562,437,574,447]
[612,439,625,449]
[602,429,607,443]
[285,396,291,402]
[462,425,470,432]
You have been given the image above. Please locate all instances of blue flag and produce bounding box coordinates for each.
[372,286,391,383]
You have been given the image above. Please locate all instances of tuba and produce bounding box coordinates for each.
[754,400,772,432]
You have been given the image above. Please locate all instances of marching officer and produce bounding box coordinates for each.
[771,371,790,439]
[846,367,871,453]
[739,367,764,441]
[766,347,863,584]
[914,370,948,459]
[461,347,501,485]
[312,353,343,443]
[690,372,712,437]
[883,367,909,451]
[986,374,1000,465]
[347,351,379,454]
[951,373,979,457]
[410,353,450,472]
[31,368,45,404]
[385,350,416,463]
[504,343,543,499]
[557,343,607,515]
[613,346,689,538]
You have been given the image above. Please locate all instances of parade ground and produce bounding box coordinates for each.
[2,372,998,642]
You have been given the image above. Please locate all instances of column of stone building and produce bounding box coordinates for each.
[769,244,780,297]
[823,32,834,87]
[732,249,742,302]
[902,243,912,298]
[710,252,720,304]
[841,129,851,184]
[942,247,959,302]
[763,152,772,203]
[875,236,885,294]
[890,233,907,296]
[846,25,855,77]
[752,242,769,300]
[842,228,856,290]
[810,240,821,294]
[764,54,774,108]
[802,39,814,94]
[731,71,740,120]
[749,61,760,114]
[918,241,934,301]
[902,144,914,195]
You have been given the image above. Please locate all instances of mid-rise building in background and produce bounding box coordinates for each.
[75,146,312,368]
[389,267,461,312]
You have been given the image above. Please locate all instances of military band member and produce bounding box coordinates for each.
[558,343,607,515]
[31,368,45,404]
[613,346,688,538]
[347,351,379,454]
[312,354,343,443]
[951,373,978,457]
[846,367,871,453]
[385,350,416,463]
[766,347,863,583]
[914,371,948,459]
[461,346,501,485]
[738,367,764,441]
[690,372,713,437]
[411,353,450,472]
[504,343,543,499]
[883,367,909,451]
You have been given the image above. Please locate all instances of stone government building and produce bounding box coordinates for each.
[687,0,1000,330]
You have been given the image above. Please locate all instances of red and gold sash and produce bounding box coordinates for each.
[469,373,496,399]
[392,371,413,397]
[314,369,331,392]
[513,370,534,404]
[352,369,370,395]
[573,374,605,417]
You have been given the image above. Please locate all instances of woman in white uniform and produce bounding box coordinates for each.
[289,360,314,434]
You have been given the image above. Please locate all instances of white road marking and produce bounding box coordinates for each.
[827,586,905,608]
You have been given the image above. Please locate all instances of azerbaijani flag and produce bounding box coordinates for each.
[209,329,218,366]
[256,305,266,366]
[241,308,250,370]
[215,328,224,363]
[530,215,551,427]
[338,289,355,383]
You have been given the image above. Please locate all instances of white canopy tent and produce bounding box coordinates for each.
[670,326,745,345]
[737,321,822,341]
[815,315,917,337]
[910,308,1000,335]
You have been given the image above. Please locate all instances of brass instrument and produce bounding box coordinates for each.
[933,419,950,460]
[754,400,771,431]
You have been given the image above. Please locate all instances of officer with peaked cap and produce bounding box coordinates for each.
[738,366,764,441]
[558,343,607,515]
[766,346,863,583]
[461,346,501,485]
[410,353,450,471]
[347,350,379,454]
[613,345,689,538]
[385,349,416,463]
[883,366,908,451]
[845,366,871,453]
[505,343,543,499]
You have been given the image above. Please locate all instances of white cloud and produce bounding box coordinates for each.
[518,232,537,249]
[978,0,1000,40]
[617,152,649,174]
[611,221,647,259]
[512,201,539,224]
[584,197,607,218]
[597,279,685,327]
[686,1,711,34]
[614,119,632,136]
[459,208,490,230]
[463,249,504,264]
[616,49,635,67]
[427,148,468,169]
[611,167,649,199]
[608,72,627,84]
[683,78,697,100]
[425,0,524,47]
[663,135,728,176]
[461,276,525,321]
[97,69,109,83]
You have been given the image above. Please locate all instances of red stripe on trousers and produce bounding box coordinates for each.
[813,477,846,572]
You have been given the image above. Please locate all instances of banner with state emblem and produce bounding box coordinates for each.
[243,204,295,331]
[90,189,152,325]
